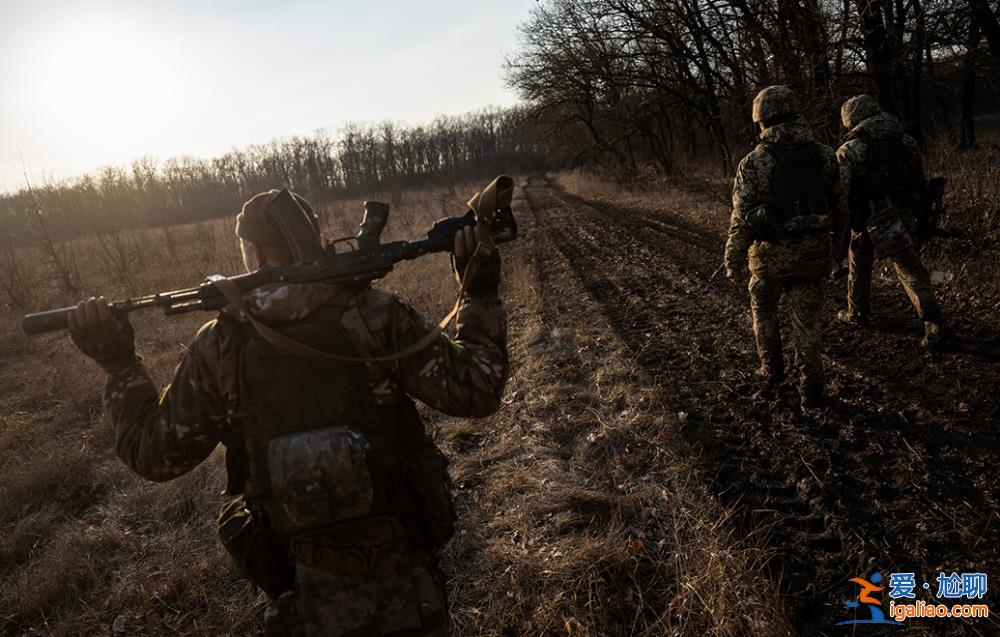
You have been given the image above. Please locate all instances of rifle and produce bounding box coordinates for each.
[23,176,517,336]
[916,177,948,245]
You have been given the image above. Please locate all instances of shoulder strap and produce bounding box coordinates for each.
[212,278,456,364]
[211,244,488,364]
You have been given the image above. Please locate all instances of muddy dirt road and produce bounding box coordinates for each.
[516,178,999,635]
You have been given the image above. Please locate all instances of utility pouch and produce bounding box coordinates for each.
[289,517,423,636]
[865,197,907,246]
[743,204,783,242]
[290,515,403,576]
[397,444,456,548]
[218,496,295,599]
[869,221,916,255]
[268,427,374,530]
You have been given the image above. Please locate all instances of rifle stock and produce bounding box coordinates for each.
[917,177,947,244]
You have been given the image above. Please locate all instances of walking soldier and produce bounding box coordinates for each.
[66,185,510,636]
[724,85,844,408]
[836,95,947,347]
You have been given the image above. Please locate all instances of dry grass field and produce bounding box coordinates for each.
[1,180,784,636]
[2,138,999,636]
[0,184,477,635]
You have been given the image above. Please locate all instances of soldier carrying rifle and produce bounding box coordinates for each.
[835,95,948,348]
[55,180,513,636]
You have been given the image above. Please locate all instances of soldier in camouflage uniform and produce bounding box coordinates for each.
[836,95,946,347]
[724,85,844,408]
[67,188,509,636]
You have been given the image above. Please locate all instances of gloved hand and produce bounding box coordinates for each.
[830,256,848,280]
[68,296,137,373]
[452,224,501,298]
[725,266,748,287]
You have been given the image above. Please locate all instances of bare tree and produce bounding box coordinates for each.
[506,0,999,174]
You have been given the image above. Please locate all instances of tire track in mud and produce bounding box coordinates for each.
[523,179,1000,635]
[446,188,797,635]
[523,185,847,611]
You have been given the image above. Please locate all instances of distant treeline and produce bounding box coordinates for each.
[505,0,1000,175]
[5,0,1000,252]
[0,106,546,243]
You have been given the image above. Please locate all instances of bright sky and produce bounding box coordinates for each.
[0,0,535,191]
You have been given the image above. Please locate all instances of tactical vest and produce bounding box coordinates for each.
[848,133,920,229]
[217,297,454,548]
[743,142,832,242]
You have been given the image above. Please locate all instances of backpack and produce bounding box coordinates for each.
[849,133,920,229]
[743,142,831,242]
[215,297,456,594]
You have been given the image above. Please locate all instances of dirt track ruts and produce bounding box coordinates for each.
[522,178,1000,636]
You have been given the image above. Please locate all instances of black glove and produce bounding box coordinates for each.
[68,297,137,373]
[830,256,848,280]
[453,248,501,298]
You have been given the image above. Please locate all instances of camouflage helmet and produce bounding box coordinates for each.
[841,94,881,129]
[752,85,799,125]
[236,189,320,258]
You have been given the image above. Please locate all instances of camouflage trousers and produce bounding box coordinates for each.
[749,275,824,398]
[847,230,941,321]
[262,517,449,637]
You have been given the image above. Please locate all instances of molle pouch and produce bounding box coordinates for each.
[870,218,916,255]
[866,200,914,252]
[399,444,456,548]
[867,199,897,230]
[268,427,374,530]
[289,517,422,636]
[291,516,404,576]
[743,204,782,242]
[217,496,295,599]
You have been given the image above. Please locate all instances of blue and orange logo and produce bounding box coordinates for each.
[836,571,902,627]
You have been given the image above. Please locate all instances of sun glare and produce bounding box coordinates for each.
[29,15,186,162]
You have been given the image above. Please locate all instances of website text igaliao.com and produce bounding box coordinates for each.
[889,600,990,621]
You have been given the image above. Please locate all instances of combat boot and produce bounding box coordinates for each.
[755,364,784,396]
[921,321,947,349]
[836,309,867,327]
[799,377,826,411]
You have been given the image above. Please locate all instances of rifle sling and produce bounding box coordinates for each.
[211,250,483,365]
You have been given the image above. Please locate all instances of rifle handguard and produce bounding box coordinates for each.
[23,176,518,336]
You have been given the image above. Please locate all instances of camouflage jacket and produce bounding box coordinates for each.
[102,283,508,482]
[836,112,925,252]
[724,120,845,281]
